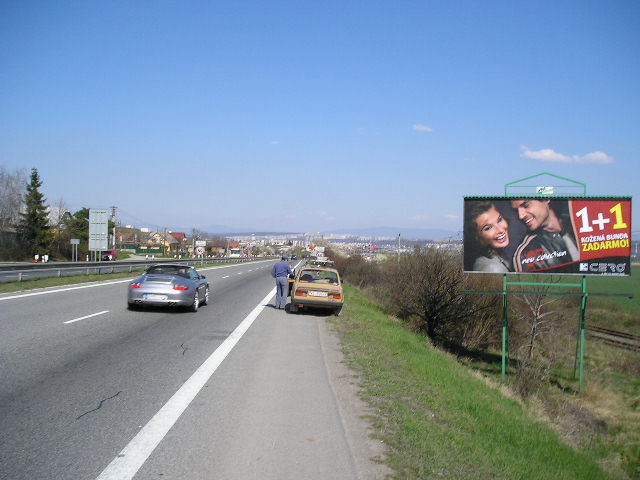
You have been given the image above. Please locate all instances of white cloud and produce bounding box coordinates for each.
[580,151,614,164]
[412,124,433,133]
[445,214,458,220]
[410,215,428,222]
[520,146,570,162]
[270,140,280,145]
[520,146,614,164]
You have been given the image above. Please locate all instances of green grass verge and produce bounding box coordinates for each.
[549,265,639,317]
[330,284,615,479]
[587,268,640,319]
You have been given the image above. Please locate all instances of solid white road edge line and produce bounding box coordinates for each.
[95,286,277,480]
[64,310,109,325]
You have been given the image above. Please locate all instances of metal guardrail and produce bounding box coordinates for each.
[0,257,273,283]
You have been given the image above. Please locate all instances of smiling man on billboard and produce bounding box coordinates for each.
[510,198,580,272]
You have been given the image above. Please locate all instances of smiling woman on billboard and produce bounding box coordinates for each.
[464,200,513,273]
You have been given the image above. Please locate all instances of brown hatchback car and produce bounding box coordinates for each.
[289,266,343,316]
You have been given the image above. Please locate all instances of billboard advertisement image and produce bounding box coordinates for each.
[463,197,632,275]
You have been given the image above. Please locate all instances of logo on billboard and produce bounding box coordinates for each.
[580,262,627,274]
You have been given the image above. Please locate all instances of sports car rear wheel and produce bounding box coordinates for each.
[202,287,210,305]
[190,293,200,312]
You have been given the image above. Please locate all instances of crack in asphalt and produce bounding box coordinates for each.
[180,343,188,355]
[76,391,122,420]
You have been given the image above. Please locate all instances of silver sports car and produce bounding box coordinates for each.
[127,264,210,311]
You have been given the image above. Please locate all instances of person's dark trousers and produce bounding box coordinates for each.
[275,276,289,309]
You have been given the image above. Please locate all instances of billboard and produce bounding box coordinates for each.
[463,197,632,275]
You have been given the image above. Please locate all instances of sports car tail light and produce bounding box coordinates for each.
[173,285,190,291]
[130,283,141,289]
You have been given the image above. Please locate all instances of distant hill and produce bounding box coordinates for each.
[198,224,301,237]
[324,226,459,241]
[198,224,236,234]
[195,224,459,240]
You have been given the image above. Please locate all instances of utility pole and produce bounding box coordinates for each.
[397,233,400,263]
[110,206,117,249]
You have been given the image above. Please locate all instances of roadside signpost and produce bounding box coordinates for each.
[70,238,80,262]
[89,209,109,261]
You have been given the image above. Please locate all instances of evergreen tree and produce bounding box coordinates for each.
[15,168,52,257]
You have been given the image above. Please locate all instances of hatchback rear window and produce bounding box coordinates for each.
[299,269,339,285]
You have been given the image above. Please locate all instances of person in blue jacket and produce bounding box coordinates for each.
[271,255,293,309]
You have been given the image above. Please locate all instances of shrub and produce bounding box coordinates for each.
[382,249,500,349]
[328,248,383,289]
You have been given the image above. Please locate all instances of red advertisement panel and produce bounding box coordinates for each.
[463,197,632,275]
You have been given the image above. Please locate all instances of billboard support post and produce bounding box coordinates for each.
[573,276,588,392]
[499,274,591,391]
[502,274,509,378]
[502,172,588,392]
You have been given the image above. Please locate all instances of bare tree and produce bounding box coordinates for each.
[209,236,229,249]
[190,228,208,240]
[513,279,559,361]
[48,197,72,259]
[509,280,564,398]
[0,166,27,232]
[513,289,559,361]
[48,197,70,227]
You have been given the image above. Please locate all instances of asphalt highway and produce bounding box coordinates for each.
[0,260,388,480]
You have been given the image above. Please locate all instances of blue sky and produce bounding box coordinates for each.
[2,1,639,234]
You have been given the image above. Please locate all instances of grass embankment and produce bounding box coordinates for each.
[587,271,640,331]
[539,268,639,329]
[332,284,615,480]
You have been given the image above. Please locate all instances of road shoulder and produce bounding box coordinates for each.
[316,317,392,479]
